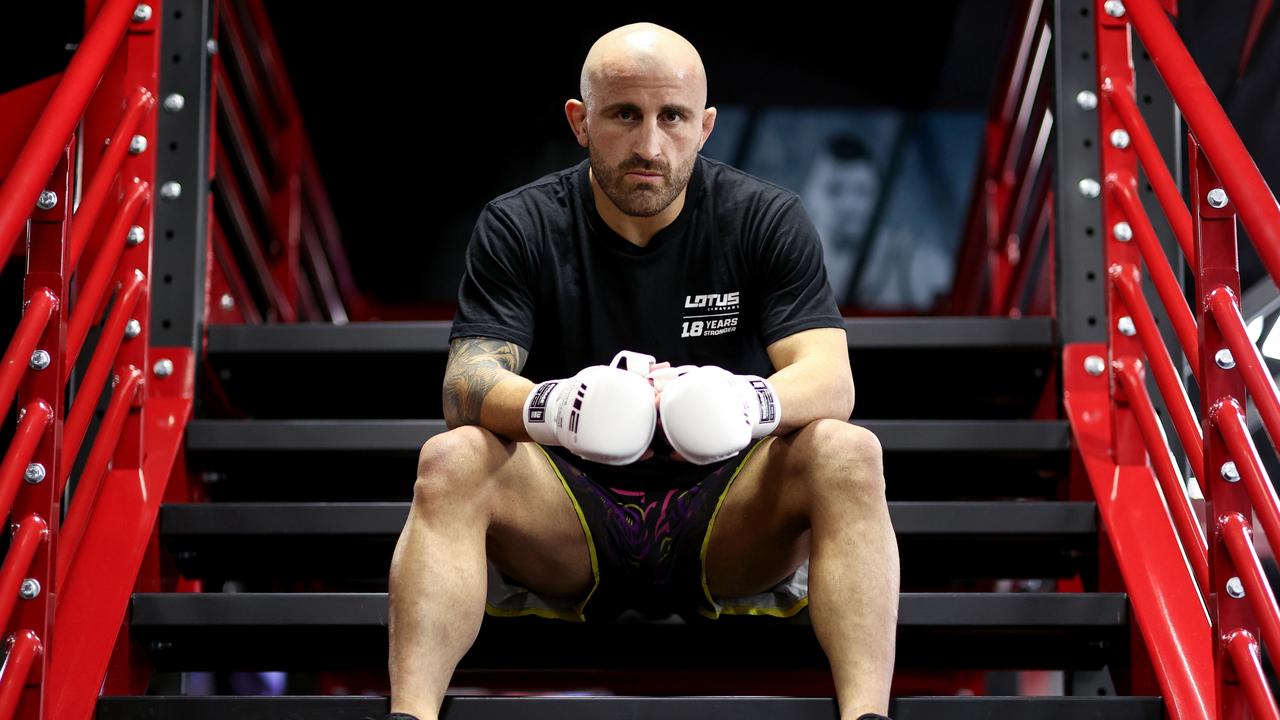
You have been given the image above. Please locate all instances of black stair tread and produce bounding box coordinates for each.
[96,695,1164,720]
[131,592,1126,628]
[161,502,1095,584]
[161,501,1095,535]
[130,592,1127,671]
[186,419,1071,453]
[206,317,1056,354]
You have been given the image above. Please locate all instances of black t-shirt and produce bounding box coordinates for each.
[450,154,843,487]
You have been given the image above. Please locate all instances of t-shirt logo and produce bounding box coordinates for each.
[681,291,740,338]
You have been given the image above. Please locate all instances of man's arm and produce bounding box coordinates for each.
[764,326,855,435]
[441,336,535,440]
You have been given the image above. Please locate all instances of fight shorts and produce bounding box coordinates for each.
[483,439,809,623]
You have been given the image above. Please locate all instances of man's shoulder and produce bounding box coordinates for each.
[486,160,586,221]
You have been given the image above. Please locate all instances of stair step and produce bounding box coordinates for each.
[203,318,1056,420]
[130,592,1127,671]
[186,419,1070,453]
[96,695,1164,720]
[185,419,1070,503]
[162,501,1095,583]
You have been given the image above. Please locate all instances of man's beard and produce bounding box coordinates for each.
[589,146,694,218]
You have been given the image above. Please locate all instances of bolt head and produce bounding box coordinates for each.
[160,182,182,201]
[127,225,146,245]
[125,319,142,339]
[36,191,57,211]
[1076,90,1098,111]
[28,350,50,370]
[132,3,152,22]
[1113,222,1133,242]
[219,293,235,312]
[154,358,174,378]
[1207,188,1229,209]
[23,463,45,484]
[1222,461,1241,482]
[1084,355,1107,376]
[1117,316,1136,336]
[1104,0,1126,17]
[1078,178,1102,198]
[207,38,219,55]
[1215,348,1236,369]
[1109,129,1131,149]
[18,579,39,601]
[1227,577,1246,598]
[162,93,185,113]
[129,134,148,154]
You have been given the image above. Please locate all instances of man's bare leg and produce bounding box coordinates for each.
[388,427,593,719]
[705,419,899,719]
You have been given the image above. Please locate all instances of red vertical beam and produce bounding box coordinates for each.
[1192,134,1254,720]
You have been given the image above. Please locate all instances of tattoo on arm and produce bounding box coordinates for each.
[442,337,529,426]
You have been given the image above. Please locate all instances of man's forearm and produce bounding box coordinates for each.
[442,337,535,441]
[767,359,856,435]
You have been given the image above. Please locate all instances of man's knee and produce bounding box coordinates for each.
[793,419,885,503]
[413,426,502,509]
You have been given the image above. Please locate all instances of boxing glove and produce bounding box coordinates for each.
[522,353,657,465]
[657,366,781,465]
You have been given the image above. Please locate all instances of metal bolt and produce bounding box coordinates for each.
[1078,178,1102,198]
[1076,90,1098,111]
[1207,188,1229,209]
[1215,348,1236,369]
[162,93,185,113]
[1104,0,1126,17]
[129,134,148,154]
[154,358,174,378]
[110,373,120,389]
[160,182,182,200]
[1084,355,1107,376]
[16,408,24,422]
[1109,129,1131,149]
[1222,461,1241,483]
[219,293,235,312]
[1112,222,1133,242]
[24,463,45,485]
[132,3,152,22]
[125,319,142,339]
[35,191,57,211]
[1227,577,1246,599]
[18,579,39,601]
[127,225,145,246]
[28,350,50,370]
[207,39,219,55]
[1117,316,1136,336]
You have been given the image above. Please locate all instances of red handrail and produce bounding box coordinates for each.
[0,516,48,632]
[1208,287,1280,452]
[0,402,53,523]
[69,86,154,270]
[57,366,143,581]
[1214,402,1280,564]
[1126,0,1280,279]
[1114,360,1209,594]
[0,631,42,719]
[1225,631,1280,718]
[1106,176,1201,379]
[0,0,136,261]
[1100,79,1193,260]
[1221,514,1280,659]
[0,289,57,422]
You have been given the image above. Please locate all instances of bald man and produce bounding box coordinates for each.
[384,23,899,720]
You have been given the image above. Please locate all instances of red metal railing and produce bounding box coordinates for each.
[949,0,1056,317]
[1068,0,1280,716]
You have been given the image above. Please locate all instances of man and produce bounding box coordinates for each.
[386,22,899,720]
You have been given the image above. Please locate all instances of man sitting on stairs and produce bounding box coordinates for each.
[384,21,900,720]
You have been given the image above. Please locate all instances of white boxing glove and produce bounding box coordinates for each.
[522,352,657,466]
[657,366,782,465]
